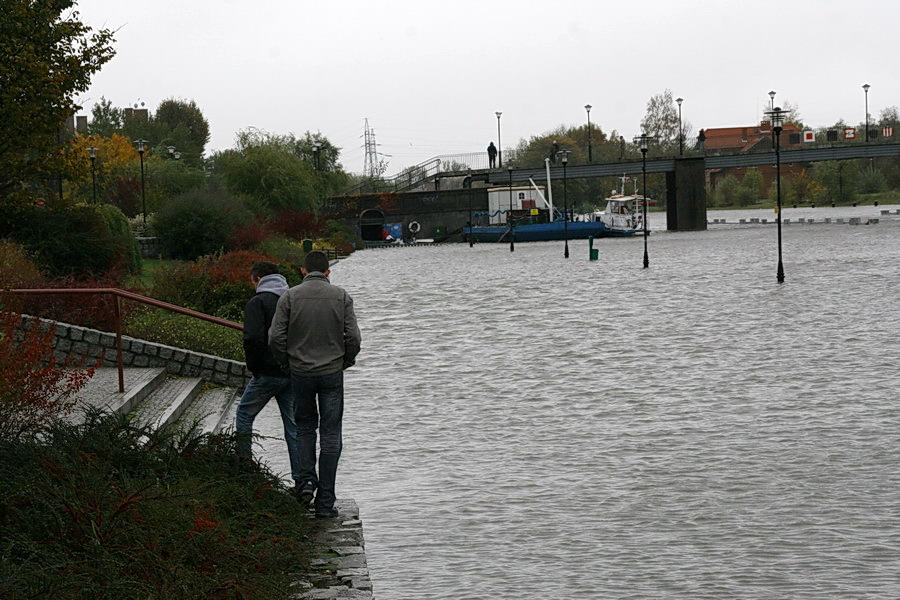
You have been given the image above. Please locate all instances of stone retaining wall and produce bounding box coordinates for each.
[136,236,160,258]
[21,314,250,389]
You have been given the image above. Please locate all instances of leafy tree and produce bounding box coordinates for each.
[640,89,681,154]
[812,160,859,204]
[736,168,763,206]
[152,98,211,165]
[215,128,349,213]
[785,170,820,204]
[60,133,137,202]
[88,96,124,137]
[714,174,741,207]
[0,1,115,203]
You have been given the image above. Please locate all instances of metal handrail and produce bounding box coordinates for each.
[2,288,243,393]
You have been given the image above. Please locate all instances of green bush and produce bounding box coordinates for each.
[0,409,314,599]
[124,308,243,361]
[9,203,128,277]
[98,204,142,272]
[154,190,251,260]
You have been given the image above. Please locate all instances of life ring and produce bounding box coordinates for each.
[408,221,421,234]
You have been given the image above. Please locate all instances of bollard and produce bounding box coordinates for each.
[302,238,313,253]
[588,236,599,261]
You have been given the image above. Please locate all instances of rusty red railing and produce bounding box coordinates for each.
[2,288,243,393]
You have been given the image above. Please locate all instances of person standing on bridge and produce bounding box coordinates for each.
[269,251,362,519]
[488,141,498,168]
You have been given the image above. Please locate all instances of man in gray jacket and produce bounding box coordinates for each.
[269,251,361,518]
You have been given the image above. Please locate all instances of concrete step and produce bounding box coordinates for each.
[181,386,241,434]
[72,366,167,421]
[133,376,204,429]
[73,367,241,435]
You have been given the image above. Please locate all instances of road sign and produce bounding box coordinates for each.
[803,131,815,143]
[843,127,856,140]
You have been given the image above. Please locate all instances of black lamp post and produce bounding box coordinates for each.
[768,90,776,110]
[508,166,514,252]
[633,134,654,269]
[467,170,474,247]
[495,111,503,168]
[585,104,593,163]
[312,140,321,171]
[88,146,98,204]
[134,139,148,226]
[863,83,870,143]
[676,97,684,156]
[765,106,788,283]
[558,149,570,258]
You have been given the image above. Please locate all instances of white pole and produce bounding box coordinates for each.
[544,158,555,219]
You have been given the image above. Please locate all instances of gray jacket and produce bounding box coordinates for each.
[268,272,361,376]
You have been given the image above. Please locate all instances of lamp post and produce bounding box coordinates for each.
[768,90,776,110]
[633,134,654,269]
[585,104,593,163]
[467,170,474,248]
[863,83,870,143]
[312,140,321,171]
[495,111,503,168]
[87,146,98,204]
[676,97,684,156]
[507,166,515,252]
[558,149,570,258]
[134,139,148,226]
[765,107,788,283]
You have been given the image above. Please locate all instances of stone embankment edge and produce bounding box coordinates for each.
[292,499,374,599]
[18,313,251,388]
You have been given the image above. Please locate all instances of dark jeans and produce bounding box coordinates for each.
[235,374,301,483]
[292,370,344,509]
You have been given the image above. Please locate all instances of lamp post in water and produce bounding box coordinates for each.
[87,146,98,204]
[496,111,503,168]
[508,166,514,252]
[633,134,655,269]
[765,106,788,283]
[134,139,148,226]
[558,149,570,258]
[863,83,870,143]
[467,170,474,248]
[585,104,593,163]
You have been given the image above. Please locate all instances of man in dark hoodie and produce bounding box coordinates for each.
[235,261,302,493]
[269,251,361,518]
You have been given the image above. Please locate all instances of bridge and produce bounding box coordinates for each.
[331,142,900,238]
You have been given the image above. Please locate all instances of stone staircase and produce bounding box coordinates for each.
[73,366,239,433]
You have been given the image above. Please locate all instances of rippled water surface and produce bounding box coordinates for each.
[255,206,900,599]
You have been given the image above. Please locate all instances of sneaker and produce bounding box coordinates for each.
[294,481,316,506]
[314,505,339,519]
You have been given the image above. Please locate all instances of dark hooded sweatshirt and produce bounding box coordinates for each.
[243,273,289,377]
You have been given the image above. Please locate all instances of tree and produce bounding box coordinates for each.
[152,98,211,165]
[88,96,124,137]
[640,89,681,153]
[812,160,859,204]
[215,128,349,213]
[0,1,115,202]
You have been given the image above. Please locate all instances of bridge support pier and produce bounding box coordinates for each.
[666,157,707,231]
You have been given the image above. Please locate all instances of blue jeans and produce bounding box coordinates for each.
[235,374,302,484]
[292,370,344,509]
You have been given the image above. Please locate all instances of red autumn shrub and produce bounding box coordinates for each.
[270,210,324,240]
[25,269,134,332]
[229,218,273,251]
[0,311,96,439]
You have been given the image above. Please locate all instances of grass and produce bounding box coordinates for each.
[125,257,179,290]
[0,409,315,600]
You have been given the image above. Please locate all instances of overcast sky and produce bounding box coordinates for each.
[76,0,899,175]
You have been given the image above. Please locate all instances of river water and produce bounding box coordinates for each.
[254,205,900,599]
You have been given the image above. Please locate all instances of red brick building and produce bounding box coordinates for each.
[701,119,807,190]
